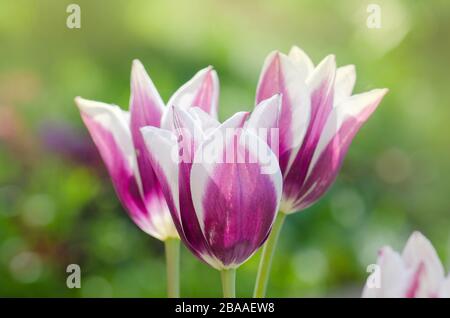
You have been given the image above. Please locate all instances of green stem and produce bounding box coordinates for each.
[220,268,236,298]
[253,211,286,298]
[164,238,180,298]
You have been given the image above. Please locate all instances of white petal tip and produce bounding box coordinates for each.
[74,96,95,110]
[325,54,336,65]
[360,88,389,101]
[74,96,85,110]
[74,96,82,104]
[289,45,301,52]
[131,59,145,76]
[268,50,281,60]
[373,88,389,99]
[131,59,150,85]
[132,59,144,69]
[265,93,282,102]
[203,66,218,78]
[341,64,356,73]
[410,231,426,241]
[288,45,309,57]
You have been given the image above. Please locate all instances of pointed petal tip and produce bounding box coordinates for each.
[132,59,144,69]
[131,59,146,79]
[310,54,336,80]
[130,59,154,91]
[325,54,336,66]
[74,97,124,120]
[341,64,356,73]
[74,96,85,110]
[314,54,336,71]
[193,65,216,77]
[203,65,218,78]
[262,93,282,105]
[233,110,251,123]
[74,96,97,111]
[370,88,389,100]
[266,50,282,61]
[219,110,250,130]
[404,231,428,250]
[74,95,88,103]
[238,110,250,118]
[240,111,251,125]
[288,45,309,57]
[409,230,426,241]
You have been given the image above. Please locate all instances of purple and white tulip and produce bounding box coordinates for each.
[255,46,388,213]
[75,60,219,241]
[253,45,388,298]
[363,232,450,298]
[140,97,283,270]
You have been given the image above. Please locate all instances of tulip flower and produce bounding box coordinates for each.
[75,59,219,297]
[363,232,450,298]
[253,46,388,297]
[140,95,283,297]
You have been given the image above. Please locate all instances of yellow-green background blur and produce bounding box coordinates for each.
[1,0,450,297]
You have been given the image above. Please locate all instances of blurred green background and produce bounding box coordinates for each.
[1,0,450,297]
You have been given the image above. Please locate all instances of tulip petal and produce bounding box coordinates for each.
[177,109,251,267]
[247,94,281,130]
[438,276,450,297]
[165,66,219,120]
[288,45,315,77]
[190,122,282,268]
[140,126,185,232]
[402,232,444,276]
[280,55,336,211]
[363,232,449,298]
[306,54,336,124]
[141,111,209,255]
[246,94,282,157]
[308,89,388,175]
[76,97,167,239]
[171,107,217,259]
[188,107,220,133]
[129,60,171,220]
[284,89,386,211]
[334,65,356,105]
[256,51,311,174]
[363,247,411,298]
[402,231,445,297]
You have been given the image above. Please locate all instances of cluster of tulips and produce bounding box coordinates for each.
[74,45,449,298]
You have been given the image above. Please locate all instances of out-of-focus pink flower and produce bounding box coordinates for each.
[40,121,101,167]
[140,97,283,270]
[255,46,388,213]
[363,231,450,298]
[75,60,219,241]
